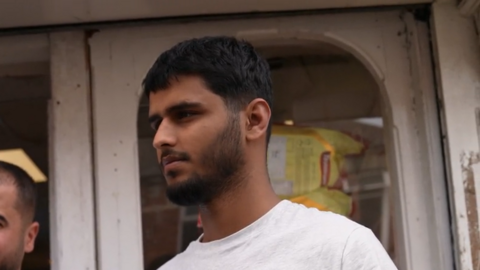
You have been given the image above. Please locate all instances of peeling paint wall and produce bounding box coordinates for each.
[432,2,480,269]
[461,152,480,269]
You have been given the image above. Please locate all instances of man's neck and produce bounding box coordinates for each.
[199,178,280,243]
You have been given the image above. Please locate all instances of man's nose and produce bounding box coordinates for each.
[152,120,177,149]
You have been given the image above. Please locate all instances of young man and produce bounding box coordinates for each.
[144,36,397,269]
[0,161,39,270]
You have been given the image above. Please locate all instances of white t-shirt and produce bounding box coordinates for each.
[159,200,398,270]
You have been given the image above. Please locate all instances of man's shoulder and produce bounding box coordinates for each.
[285,201,363,232]
[263,201,384,266]
[276,201,366,249]
[341,227,398,269]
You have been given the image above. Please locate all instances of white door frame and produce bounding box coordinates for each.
[48,32,97,270]
[432,2,480,269]
[89,9,452,270]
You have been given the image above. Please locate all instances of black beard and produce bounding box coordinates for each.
[165,113,245,206]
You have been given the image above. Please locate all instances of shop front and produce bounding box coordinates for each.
[0,1,479,270]
[88,8,450,270]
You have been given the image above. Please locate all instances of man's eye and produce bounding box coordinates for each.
[177,111,195,119]
[151,120,161,131]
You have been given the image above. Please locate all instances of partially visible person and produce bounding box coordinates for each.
[0,161,39,270]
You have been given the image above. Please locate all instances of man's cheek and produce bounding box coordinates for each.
[0,239,9,258]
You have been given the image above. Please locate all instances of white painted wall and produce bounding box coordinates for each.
[0,0,432,29]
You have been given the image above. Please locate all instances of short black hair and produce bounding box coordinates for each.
[0,160,37,222]
[142,36,273,143]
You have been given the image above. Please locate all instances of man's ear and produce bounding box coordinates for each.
[245,98,271,142]
[24,221,39,253]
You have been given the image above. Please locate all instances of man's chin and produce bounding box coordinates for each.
[164,169,193,184]
[165,178,209,206]
[165,175,188,186]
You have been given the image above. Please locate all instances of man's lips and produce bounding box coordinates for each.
[162,155,185,167]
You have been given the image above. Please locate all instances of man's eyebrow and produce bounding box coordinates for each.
[165,101,204,115]
[148,101,205,123]
[0,214,8,226]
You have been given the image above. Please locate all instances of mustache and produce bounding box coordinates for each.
[159,148,191,167]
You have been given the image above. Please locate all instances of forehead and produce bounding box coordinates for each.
[0,182,18,214]
[148,76,224,113]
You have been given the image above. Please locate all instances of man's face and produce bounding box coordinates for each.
[0,182,36,270]
[148,76,246,206]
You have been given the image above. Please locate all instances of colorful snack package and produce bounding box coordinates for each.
[268,125,365,216]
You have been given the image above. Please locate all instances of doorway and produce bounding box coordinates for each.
[89,8,451,270]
